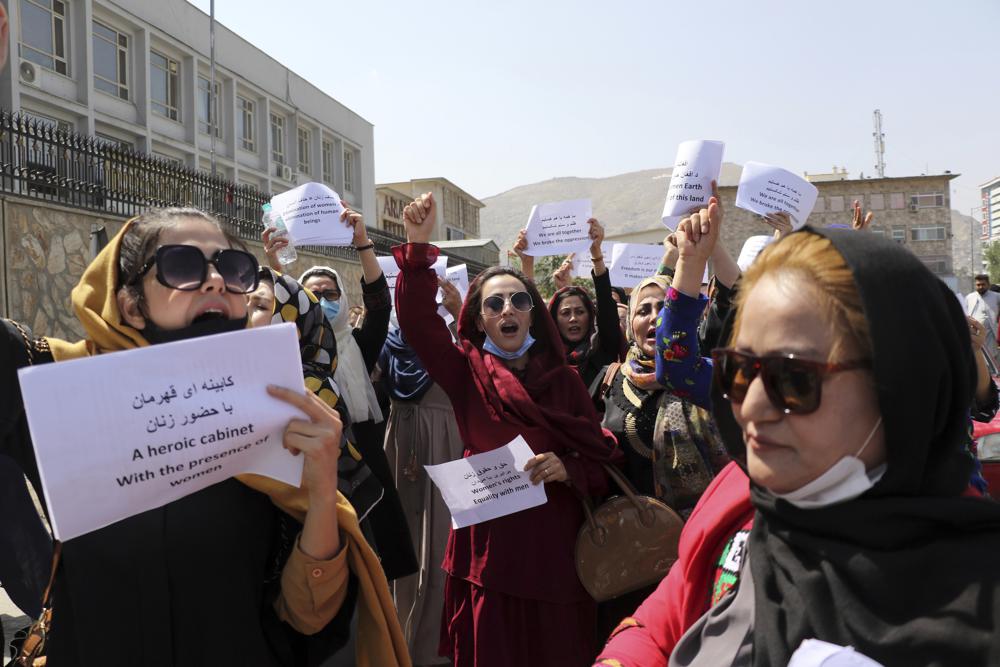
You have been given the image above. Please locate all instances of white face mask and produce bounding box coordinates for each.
[773,417,884,509]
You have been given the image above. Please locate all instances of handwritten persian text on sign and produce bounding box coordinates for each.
[270,182,352,246]
[424,436,547,529]
[735,162,819,230]
[661,140,725,230]
[523,199,593,257]
[17,324,307,541]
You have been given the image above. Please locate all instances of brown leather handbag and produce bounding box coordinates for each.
[575,464,684,602]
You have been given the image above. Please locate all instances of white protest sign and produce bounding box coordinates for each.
[17,324,307,541]
[445,264,470,298]
[661,140,725,230]
[378,254,449,325]
[608,243,666,289]
[571,243,612,278]
[523,199,593,257]
[736,234,776,271]
[788,639,885,667]
[735,162,819,230]
[424,435,547,529]
[270,182,352,246]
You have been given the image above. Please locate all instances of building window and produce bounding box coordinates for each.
[889,193,905,209]
[197,76,222,137]
[869,228,885,237]
[96,132,133,150]
[270,114,285,164]
[92,21,128,99]
[813,196,825,213]
[911,225,946,241]
[322,139,334,183]
[910,193,945,209]
[24,109,72,133]
[869,194,885,210]
[343,149,354,193]
[446,227,466,241]
[923,258,948,274]
[891,227,906,244]
[382,219,404,237]
[297,128,311,175]
[150,51,180,121]
[20,0,68,75]
[237,96,255,151]
[828,196,844,212]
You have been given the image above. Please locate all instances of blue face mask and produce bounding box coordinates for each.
[320,298,341,322]
[483,331,536,360]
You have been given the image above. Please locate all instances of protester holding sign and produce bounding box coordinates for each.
[396,192,621,667]
[546,219,625,386]
[596,204,1000,666]
[1,208,408,666]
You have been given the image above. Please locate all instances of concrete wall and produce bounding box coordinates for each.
[0,197,363,341]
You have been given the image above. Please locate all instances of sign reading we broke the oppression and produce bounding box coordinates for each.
[17,324,308,541]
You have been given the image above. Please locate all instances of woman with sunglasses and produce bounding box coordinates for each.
[0,208,408,666]
[596,201,1000,666]
[396,193,621,667]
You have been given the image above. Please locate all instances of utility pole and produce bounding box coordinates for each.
[209,0,217,176]
[872,109,886,179]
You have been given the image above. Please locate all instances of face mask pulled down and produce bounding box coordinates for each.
[483,331,536,361]
[773,417,884,509]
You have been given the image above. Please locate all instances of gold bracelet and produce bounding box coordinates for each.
[591,255,604,262]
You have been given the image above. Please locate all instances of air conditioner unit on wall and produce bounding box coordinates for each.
[19,61,40,88]
[281,165,293,181]
[908,203,918,213]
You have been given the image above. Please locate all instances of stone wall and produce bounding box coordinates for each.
[0,196,363,341]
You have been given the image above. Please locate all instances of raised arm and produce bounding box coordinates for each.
[512,229,534,282]
[393,193,469,398]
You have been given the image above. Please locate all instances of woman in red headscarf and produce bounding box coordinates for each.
[394,193,622,667]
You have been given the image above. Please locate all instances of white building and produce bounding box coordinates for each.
[1,0,374,218]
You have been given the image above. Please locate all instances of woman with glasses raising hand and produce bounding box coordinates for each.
[395,193,621,667]
[596,201,1000,666]
[1,208,407,666]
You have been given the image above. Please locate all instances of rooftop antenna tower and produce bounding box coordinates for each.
[872,109,886,178]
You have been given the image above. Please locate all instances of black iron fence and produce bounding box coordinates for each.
[0,110,490,275]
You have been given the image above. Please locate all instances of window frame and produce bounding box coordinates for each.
[910,225,947,242]
[19,0,69,76]
[92,19,129,100]
[150,50,181,122]
[321,139,334,184]
[343,148,354,193]
[910,193,946,209]
[270,113,286,165]
[237,96,255,152]
[297,127,311,175]
[197,75,222,138]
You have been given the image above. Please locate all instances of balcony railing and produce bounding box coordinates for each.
[0,110,490,275]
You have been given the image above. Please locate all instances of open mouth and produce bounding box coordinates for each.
[499,321,519,336]
[191,309,227,325]
[567,325,582,336]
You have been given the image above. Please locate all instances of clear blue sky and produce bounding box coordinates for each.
[189,0,998,217]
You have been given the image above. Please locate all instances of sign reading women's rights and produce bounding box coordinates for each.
[661,140,725,230]
[522,199,593,257]
[608,243,666,288]
[270,182,352,246]
[17,324,308,541]
[735,162,819,229]
[424,436,547,529]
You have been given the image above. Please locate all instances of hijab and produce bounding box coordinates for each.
[259,267,383,521]
[452,264,620,468]
[43,221,409,667]
[736,227,1000,665]
[299,266,383,425]
[622,275,673,390]
[379,328,434,402]
[548,285,598,369]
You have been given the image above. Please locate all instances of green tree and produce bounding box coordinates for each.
[985,240,1000,284]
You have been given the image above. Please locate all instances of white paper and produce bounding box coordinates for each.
[788,639,885,667]
[661,140,725,230]
[523,199,593,257]
[445,264,471,298]
[424,436,547,529]
[571,243,612,278]
[270,182,352,246]
[735,162,819,230]
[736,235,776,271]
[608,243,665,289]
[378,254,449,324]
[17,324,307,541]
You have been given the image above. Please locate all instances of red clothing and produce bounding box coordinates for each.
[394,244,619,666]
[594,462,753,666]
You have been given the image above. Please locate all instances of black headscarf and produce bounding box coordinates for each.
[547,285,598,368]
[378,328,434,402]
[726,227,1000,665]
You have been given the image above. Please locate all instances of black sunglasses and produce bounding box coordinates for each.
[481,291,533,318]
[130,244,260,295]
[313,289,341,302]
[711,348,871,415]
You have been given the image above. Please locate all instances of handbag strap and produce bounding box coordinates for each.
[39,541,62,608]
[581,464,658,535]
[5,318,36,366]
[600,362,622,398]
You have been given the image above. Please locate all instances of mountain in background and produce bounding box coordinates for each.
[480,163,745,252]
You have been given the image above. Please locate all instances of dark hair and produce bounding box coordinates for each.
[460,266,549,354]
[610,286,628,305]
[975,274,991,283]
[117,207,234,301]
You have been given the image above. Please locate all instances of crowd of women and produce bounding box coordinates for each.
[3,179,1000,667]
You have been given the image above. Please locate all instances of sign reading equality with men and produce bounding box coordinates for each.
[17,324,308,541]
